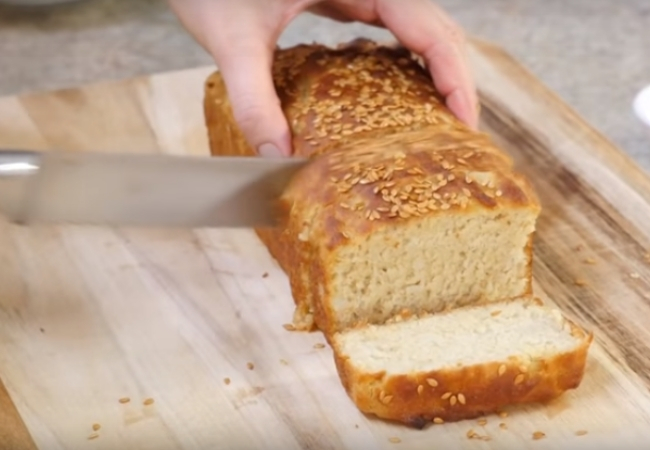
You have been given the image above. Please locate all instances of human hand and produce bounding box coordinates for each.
[169,0,478,157]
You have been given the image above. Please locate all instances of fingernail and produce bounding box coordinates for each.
[258,143,284,158]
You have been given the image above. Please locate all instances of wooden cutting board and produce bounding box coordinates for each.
[1,38,650,450]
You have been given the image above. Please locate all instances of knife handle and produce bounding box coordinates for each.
[0,149,42,177]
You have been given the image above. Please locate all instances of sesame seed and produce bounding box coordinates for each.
[574,279,587,287]
[467,429,477,439]
[118,397,130,404]
[499,411,508,418]
[92,423,101,431]
[381,395,394,405]
[388,437,401,443]
[283,323,296,331]
[583,258,597,265]
[514,374,525,385]
[491,310,502,317]
[88,433,99,440]
[575,430,588,436]
[532,431,546,440]
[450,395,457,406]
[313,343,326,349]
[224,378,231,385]
[498,365,506,376]
[441,392,452,400]
[247,362,254,370]
[478,419,487,426]
[279,359,289,365]
[417,385,424,395]
[426,378,438,387]
[143,398,154,406]
[458,393,466,405]
[433,417,444,424]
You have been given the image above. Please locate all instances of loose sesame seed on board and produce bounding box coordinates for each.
[92,423,101,432]
[532,431,546,440]
[388,437,401,443]
[143,398,155,406]
[118,397,130,404]
[575,430,588,436]
[246,362,255,370]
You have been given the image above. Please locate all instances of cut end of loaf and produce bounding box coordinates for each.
[329,208,536,331]
[331,298,592,427]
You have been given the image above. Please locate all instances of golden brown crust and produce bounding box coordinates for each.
[331,310,593,428]
[204,38,540,334]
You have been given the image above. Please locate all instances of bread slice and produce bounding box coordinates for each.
[204,39,541,335]
[331,298,592,428]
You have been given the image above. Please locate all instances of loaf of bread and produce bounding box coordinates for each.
[203,38,592,426]
[205,39,540,335]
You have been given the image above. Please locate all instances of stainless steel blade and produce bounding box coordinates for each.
[0,150,308,228]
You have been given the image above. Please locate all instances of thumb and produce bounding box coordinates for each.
[209,37,292,157]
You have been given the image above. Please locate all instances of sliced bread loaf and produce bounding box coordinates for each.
[331,298,592,427]
[204,39,540,335]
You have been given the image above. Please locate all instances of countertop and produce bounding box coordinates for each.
[0,0,648,172]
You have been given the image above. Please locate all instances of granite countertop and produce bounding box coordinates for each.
[0,0,648,171]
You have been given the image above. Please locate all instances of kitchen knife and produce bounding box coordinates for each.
[0,149,308,228]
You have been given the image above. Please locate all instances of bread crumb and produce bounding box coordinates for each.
[498,411,508,418]
[262,272,269,278]
[143,398,154,406]
[467,429,491,441]
[499,423,507,430]
[478,419,487,426]
[574,278,587,287]
[92,423,101,431]
[433,417,444,424]
[575,430,588,436]
[224,378,231,385]
[355,424,359,429]
[388,437,401,443]
[532,431,546,440]
[88,433,99,440]
[313,343,326,349]
[247,362,255,370]
[279,359,289,365]
[282,323,296,331]
[118,397,130,404]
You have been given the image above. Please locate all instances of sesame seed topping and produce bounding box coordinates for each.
[458,393,466,405]
[417,385,424,395]
[450,395,457,406]
[433,417,444,424]
[441,392,452,400]
[514,374,525,385]
[426,378,438,387]
[498,365,506,376]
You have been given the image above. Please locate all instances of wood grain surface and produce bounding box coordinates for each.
[0,39,649,449]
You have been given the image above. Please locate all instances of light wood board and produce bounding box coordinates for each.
[0,39,649,449]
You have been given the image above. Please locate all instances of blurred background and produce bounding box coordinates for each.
[0,0,648,171]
